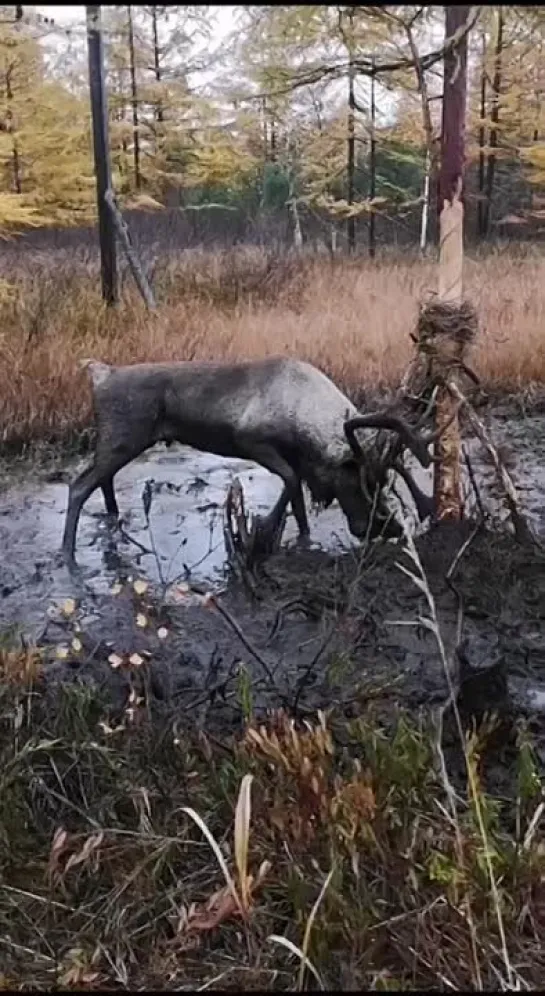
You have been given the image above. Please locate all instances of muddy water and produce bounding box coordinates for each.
[1,413,545,635]
[0,445,358,634]
[1,412,545,741]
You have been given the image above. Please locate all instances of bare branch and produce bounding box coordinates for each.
[257,7,481,100]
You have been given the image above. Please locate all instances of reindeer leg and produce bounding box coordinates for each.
[63,445,147,567]
[236,440,310,555]
[101,477,119,520]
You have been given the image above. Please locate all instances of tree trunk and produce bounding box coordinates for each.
[270,114,277,162]
[477,30,487,238]
[420,148,431,253]
[127,5,141,190]
[433,5,470,522]
[261,96,268,160]
[347,27,356,254]
[368,61,376,259]
[5,68,22,194]
[151,5,163,123]
[482,7,503,237]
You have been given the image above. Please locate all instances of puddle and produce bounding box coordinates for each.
[0,444,358,634]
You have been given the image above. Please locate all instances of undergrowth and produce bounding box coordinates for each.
[1,629,544,991]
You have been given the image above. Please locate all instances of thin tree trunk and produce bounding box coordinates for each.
[369,60,376,259]
[482,6,503,237]
[477,30,487,238]
[433,5,470,522]
[261,96,268,160]
[347,13,356,255]
[420,148,430,252]
[5,68,21,193]
[151,5,163,123]
[127,5,141,190]
[270,114,277,162]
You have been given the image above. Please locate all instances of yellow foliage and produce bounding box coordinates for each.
[185,133,258,190]
[521,143,545,185]
[0,19,94,231]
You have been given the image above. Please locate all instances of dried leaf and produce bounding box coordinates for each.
[48,827,68,882]
[71,638,82,653]
[64,832,104,874]
[185,885,242,934]
[111,582,123,595]
[129,652,144,668]
[108,653,123,669]
[55,645,69,660]
[157,627,168,640]
[62,598,76,617]
[234,774,253,910]
[136,613,148,628]
[133,578,148,595]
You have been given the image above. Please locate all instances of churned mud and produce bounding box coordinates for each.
[1,411,545,755]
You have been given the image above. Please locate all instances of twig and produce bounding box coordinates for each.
[447,380,537,545]
[207,594,277,689]
[462,444,486,522]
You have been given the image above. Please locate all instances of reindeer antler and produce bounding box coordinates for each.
[344,399,462,469]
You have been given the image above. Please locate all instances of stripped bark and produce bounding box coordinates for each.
[433,6,471,522]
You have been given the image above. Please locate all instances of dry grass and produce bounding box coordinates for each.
[0,243,544,453]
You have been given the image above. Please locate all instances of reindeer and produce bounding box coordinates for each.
[61,356,444,567]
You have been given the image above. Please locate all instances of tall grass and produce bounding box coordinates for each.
[0,244,544,452]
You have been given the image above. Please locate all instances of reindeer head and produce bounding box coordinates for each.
[339,396,458,542]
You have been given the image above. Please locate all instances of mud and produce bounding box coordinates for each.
[1,412,545,756]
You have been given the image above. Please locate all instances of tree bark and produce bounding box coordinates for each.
[482,7,503,238]
[433,5,470,522]
[127,5,141,190]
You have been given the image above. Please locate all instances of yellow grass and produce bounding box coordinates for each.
[1,245,544,450]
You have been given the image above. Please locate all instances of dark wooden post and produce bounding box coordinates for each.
[86,5,118,306]
[433,6,470,521]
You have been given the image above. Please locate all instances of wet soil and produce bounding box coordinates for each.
[1,412,545,758]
